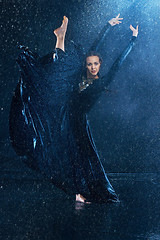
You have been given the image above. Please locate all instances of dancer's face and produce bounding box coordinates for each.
[86,56,101,78]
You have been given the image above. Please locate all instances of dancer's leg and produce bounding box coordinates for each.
[54,16,68,52]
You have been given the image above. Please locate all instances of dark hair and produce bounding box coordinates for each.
[82,51,103,78]
[85,51,103,65]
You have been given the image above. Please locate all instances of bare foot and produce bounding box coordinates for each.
[76,194,91,204]
[76,194,86,203]
[54,16,68,38]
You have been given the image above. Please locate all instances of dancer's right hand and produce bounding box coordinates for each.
[108,14,123,26]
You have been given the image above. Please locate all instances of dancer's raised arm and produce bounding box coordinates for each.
[89,14,123,52]
[101,25,138,88]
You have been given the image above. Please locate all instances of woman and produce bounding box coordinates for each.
[9,15,138,203]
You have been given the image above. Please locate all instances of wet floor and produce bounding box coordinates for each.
[0,156,160,240]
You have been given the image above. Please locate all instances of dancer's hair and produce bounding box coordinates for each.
[85,51,103,65]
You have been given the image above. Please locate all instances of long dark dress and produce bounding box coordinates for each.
[9,23,136,202]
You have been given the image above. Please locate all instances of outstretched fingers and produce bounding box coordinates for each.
[130,25,134,31]
[113,13,123,25]
[130,24,139,37]
[117,21,122,24]
[130,24,138,30]
[109,14,123,26]
[116,13,123,21]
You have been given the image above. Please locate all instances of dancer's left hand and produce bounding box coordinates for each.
[130,25,138,37]
[108,14,123,26]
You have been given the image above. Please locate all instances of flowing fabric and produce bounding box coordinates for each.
[9,24,136,202]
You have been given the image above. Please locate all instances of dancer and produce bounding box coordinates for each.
[9,15,138,203]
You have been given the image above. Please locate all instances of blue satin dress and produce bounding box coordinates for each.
[9,23,136,202]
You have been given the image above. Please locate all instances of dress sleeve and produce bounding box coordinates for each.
[101,36,137,89]
[89,22,112,52]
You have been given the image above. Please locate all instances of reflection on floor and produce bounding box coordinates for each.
[0,156,160,240]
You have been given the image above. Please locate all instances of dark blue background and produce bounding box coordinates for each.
[1,1,160,240]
